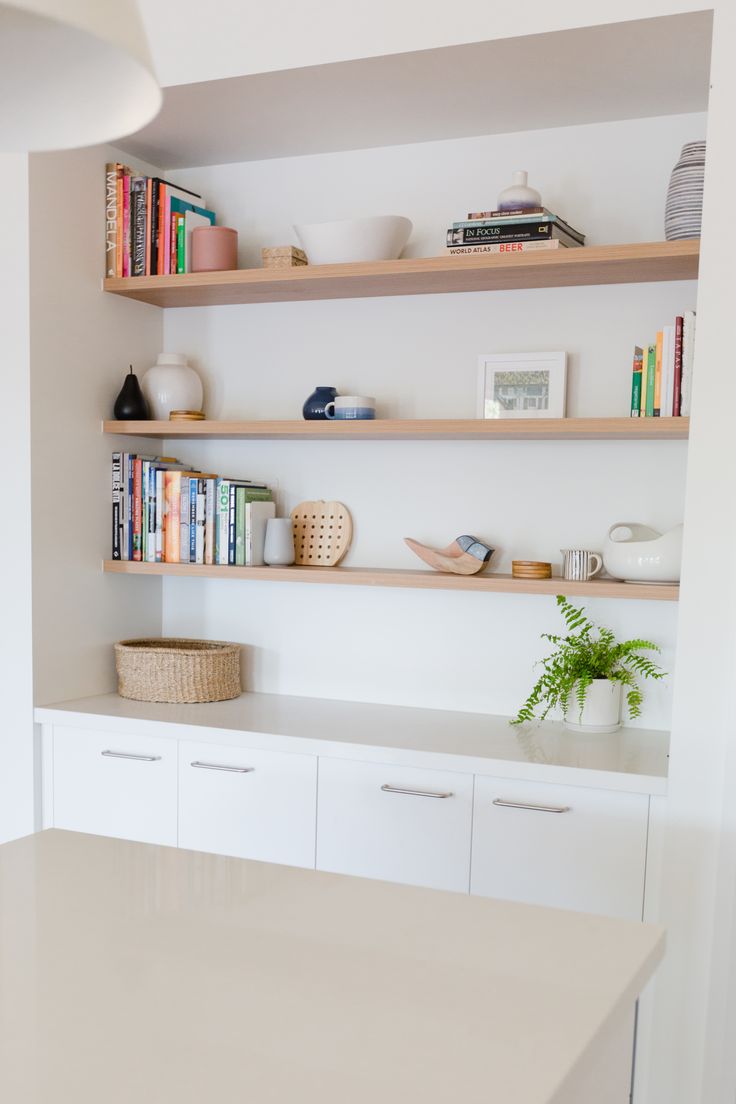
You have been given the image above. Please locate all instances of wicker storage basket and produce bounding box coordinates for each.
[114,638,241,704]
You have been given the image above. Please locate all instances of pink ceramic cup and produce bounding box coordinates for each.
[191,226,238,272]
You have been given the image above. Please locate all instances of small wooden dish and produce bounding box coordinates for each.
[169,410,206,421]
[512,560,552,579]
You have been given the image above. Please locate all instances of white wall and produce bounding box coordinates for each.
[29,145,164,704]
[138,0,702,87]
[160,112,698,726]
[0,154,34,843]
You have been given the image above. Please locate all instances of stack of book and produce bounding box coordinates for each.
[105,163,216,278]
[446,207,585,256]
[112,453,275,566]
[630,311,696,418]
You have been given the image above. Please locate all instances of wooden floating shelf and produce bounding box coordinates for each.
[103,417,690,441]
[103,240,699,308]
[103,561,679,601]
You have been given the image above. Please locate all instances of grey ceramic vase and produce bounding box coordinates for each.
[665,141,706,240]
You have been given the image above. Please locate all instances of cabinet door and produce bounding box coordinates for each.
[178,740,317,868]
[316,757,473,892]
[471,776,649,920]
[52,726,177,846]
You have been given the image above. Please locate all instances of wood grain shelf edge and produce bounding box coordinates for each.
[103,561,679,601]
[102,240,699,308]
[102,417,690,441]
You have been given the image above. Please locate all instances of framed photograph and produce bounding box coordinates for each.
[477,351,567,419]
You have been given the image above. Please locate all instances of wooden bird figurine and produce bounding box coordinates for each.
[404,534,494,575]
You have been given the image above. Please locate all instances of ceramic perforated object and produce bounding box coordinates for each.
[665,141,706,240]
[603,523,683,583]
[290,500,353,566]
[293,216,412,265]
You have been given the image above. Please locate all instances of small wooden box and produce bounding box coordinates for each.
[262,245,308,268]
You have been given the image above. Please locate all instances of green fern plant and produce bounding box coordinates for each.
[511,595,665,726]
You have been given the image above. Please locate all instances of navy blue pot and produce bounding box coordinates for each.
[303,386,338,420]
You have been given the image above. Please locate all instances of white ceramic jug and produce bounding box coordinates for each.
[602,523,683,583]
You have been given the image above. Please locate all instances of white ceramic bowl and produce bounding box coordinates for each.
[293,215,412,265]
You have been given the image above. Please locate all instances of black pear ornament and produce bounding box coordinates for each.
[113,365,149,420]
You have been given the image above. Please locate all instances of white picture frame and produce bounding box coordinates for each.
[477,351,567,419]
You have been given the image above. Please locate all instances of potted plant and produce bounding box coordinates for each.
[512,595,665,732]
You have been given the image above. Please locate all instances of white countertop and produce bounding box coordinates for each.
[0,830,664,1104]
[35,691,669,794]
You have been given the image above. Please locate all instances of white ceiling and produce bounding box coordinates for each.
[119,11,712,170]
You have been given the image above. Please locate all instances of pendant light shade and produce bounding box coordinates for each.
[0,0,161,151]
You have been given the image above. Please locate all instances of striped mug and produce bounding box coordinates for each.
[560,549,603,582]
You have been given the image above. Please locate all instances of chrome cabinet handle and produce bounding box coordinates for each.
[381,783,453,799]
[101,750,162,762]
[492,798,570,814]
[191,761,255,774]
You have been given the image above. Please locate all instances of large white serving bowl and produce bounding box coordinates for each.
[293,215,413,265]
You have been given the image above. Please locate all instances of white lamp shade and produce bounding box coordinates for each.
[0,0,161,151]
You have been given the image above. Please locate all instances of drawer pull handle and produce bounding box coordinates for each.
[191,761,255,774]
[492,798,570,814]
[381,784,453,799]
[101,750,162,762]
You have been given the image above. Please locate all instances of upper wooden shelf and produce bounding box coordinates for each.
[103,417,690,441]
[103,241,699,308]
[103,560,679,601]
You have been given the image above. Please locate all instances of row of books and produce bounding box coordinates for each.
[111,453,275,566]
[630,312,696,418]
[446,206,586,256]
[104,163,216,279]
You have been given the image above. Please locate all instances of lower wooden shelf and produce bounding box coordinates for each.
[103,560,679,601]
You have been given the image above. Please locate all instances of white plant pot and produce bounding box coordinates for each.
[564,679,622,734]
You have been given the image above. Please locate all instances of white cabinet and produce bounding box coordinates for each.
[316,757,473,892]
[52,726,177,846]
[178,740,317,868]
[470,776,649,920]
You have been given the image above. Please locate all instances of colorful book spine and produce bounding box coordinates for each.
[467,207,546,220]
[447,240,569,256]
[112,452,122,559]
[147,463,157,564]
[204,480,215,565]
[681,310,697,417]
[163,185,172,276]
[176,215,185,274]
[122,171,131,278]
[180,480,190,563]
[673,316,684,416]
[447,223,579,246]
[115,166,123,277]
[155,469,164,562]
[235,486,246,566]
[149,178,160,276]
[145,179,152,276]
[131,178,147,277]
[163,472,181,563]
[105,163,118,278]
[653,331,663,417]
[216,479,229,565]
[228,483,237,565]
[630,347,643,417]
[189,478,197,563]
[453,212,584,242]
[133,460,143,561]
[644,345,656,417]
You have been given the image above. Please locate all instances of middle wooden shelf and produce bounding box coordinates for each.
[103,560,679,601]
[103,417,690,441]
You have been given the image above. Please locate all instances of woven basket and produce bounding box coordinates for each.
[115,638,241,704]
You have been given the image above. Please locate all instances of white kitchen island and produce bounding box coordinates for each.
[0,830,663,1103]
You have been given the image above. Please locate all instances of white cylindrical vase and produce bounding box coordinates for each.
[564,679,622,734]
[141,353,203,420]
[264,519,295,566]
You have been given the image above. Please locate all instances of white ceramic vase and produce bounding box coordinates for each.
[665,141,706,241]
[564,680,622,734]
[141,353,203,420]
[603,523,683,584]
[263,518,295,566]
[497,170,542,211]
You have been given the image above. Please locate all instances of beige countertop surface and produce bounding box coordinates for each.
[0,830,664,1103]
[35,691,669,794]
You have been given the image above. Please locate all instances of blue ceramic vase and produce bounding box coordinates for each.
[302,386,338,420]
